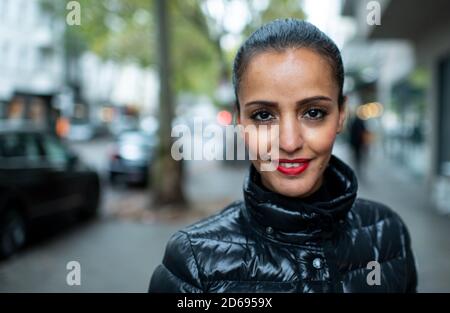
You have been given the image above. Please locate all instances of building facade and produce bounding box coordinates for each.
[0,0,66,129]
[342,0,450,213]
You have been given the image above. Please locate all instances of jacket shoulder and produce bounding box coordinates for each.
[148,200,248,293]
[181,200,248,243]
[350,198,413,263]
[349,198,417,292]
[352,198,406,228]
[149,230,204,292]
[349,198,412,259]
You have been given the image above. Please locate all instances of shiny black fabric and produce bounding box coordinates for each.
[149,155,417,293]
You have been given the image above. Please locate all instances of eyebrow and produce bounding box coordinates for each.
[243,95,333,108]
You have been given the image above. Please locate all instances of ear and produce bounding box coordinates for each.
[336,96,347,134]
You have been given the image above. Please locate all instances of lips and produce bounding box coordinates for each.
[276,159,311,176]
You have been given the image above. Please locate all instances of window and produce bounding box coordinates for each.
[0,42,10,70]
[0,133,26,158]
[24,134,44,163]
[0,133,43,168]
[0,0,10,21]
[39,135,68,166]
[38,47,53,71]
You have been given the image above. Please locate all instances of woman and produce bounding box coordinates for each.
[149,19,417,293]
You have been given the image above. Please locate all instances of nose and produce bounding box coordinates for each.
[278,114,303,154]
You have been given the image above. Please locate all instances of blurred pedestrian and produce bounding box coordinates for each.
[348,114,371,179]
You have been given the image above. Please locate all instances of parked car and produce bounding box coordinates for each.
[0,126,101,259]
[109,115,140,137]
[66,121,95,141]
[108,130,158,186]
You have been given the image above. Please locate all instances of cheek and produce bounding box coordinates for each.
[301,123,338,154]
[240,121,275,159]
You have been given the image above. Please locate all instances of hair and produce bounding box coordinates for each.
[232,19,345,112]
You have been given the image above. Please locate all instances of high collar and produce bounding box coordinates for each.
[242,155,358,244]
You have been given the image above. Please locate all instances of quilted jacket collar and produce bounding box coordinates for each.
[242,155,358,243]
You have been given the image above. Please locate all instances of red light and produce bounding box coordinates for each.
[217,110,233,126]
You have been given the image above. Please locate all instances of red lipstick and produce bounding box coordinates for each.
[276,158,311,176]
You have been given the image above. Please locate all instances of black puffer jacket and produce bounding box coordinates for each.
[149,155,417,293]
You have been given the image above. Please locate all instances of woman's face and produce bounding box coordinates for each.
[237,48,346,198]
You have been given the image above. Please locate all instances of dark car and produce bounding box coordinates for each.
[108,130,158,186]
[0,127,101,259]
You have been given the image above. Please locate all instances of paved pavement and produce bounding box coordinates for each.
[0,218,181,292]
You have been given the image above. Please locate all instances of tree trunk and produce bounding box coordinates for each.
[152,0,186,207]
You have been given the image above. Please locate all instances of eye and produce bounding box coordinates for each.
[250,110,274,122]
[303,108,327,120]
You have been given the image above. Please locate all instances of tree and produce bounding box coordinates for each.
[153,0,185,205]
[171,0,306,96]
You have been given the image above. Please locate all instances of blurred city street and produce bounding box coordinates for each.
[1,0,450,294]
[0,139,449,292]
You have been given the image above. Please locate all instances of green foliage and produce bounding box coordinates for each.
[41,0,305,95]
[243,0,306,36]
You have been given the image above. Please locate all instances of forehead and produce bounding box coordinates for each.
[239,48,338,102]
